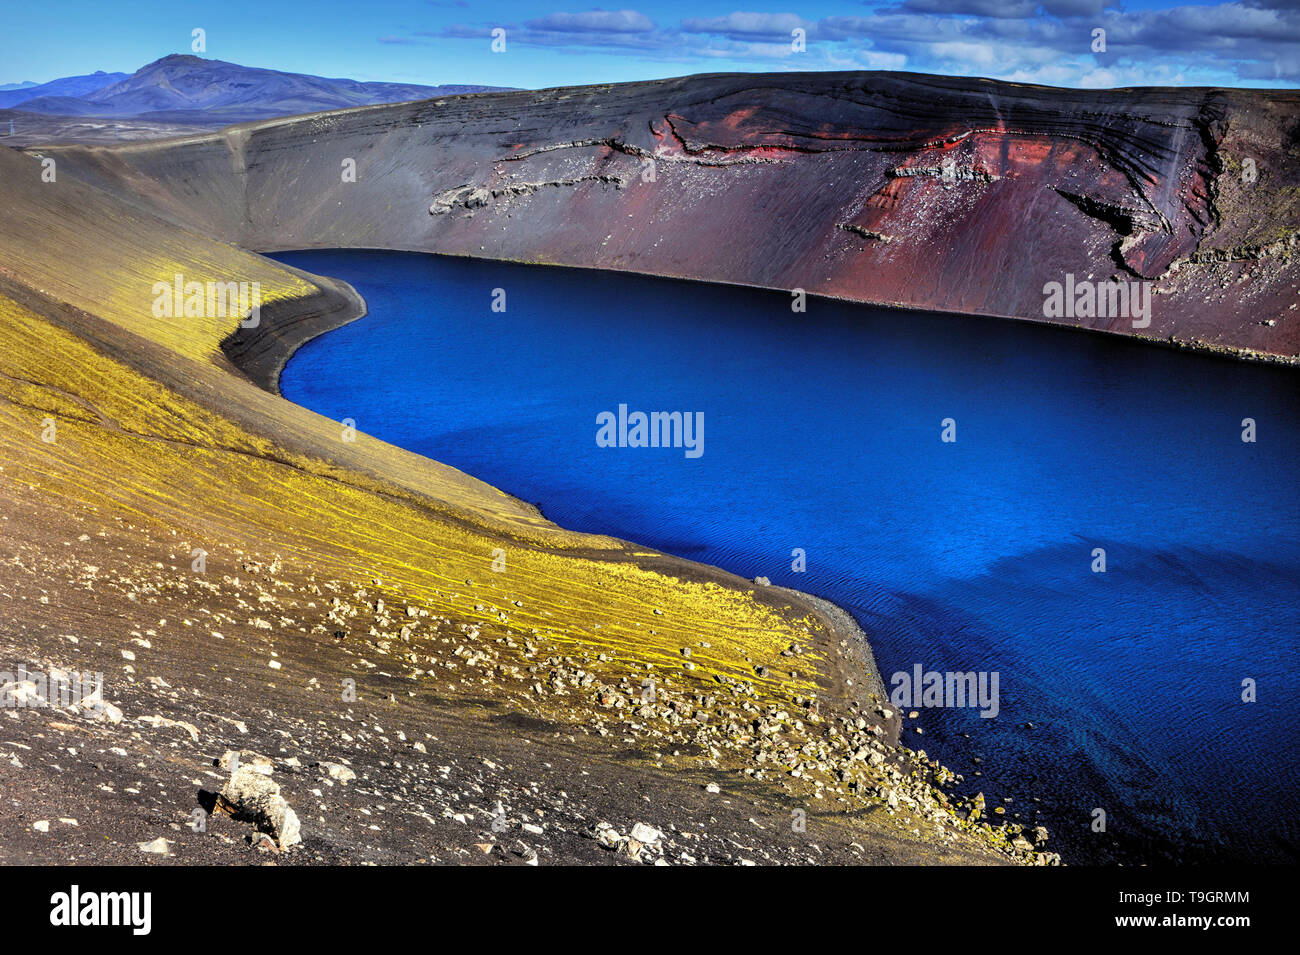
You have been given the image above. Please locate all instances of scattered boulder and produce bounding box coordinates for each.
[588,821,665,863]
[317,760,356,783]
[217,764,302,849]
[1,680,41,706]
[137,837,172,856]
[76,687,123,724]
[590,822,621,849]
[630,822,662,844]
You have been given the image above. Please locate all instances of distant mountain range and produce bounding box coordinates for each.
[0,71,129,107]
[0,56,508,123]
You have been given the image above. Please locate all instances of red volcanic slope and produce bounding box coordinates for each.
[37,71,1300,361]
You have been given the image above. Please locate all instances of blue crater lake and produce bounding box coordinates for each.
[274,249,1300,865]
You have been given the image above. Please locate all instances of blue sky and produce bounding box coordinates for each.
[0,1,1296,90]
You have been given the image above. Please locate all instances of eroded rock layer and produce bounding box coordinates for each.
[38,70,1300,361]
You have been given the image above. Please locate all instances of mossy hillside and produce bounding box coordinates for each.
[0,290,826,710]
[0,142,855,813]
[0,144,1031,861]
[0,146,622,541]
[0,137,834,713]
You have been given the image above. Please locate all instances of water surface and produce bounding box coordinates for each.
[276,249,1300,864]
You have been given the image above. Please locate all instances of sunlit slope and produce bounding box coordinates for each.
[0,142,1024,863]
[1,142,314,362]
[0,145,570,538]
[0,285,826,697]
[0,139,834,710]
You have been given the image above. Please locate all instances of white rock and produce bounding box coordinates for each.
[77,689,122,724]
[318,761,356,783]
[1,681,42,706]
[137,837,172,855]
[137,715,199,742]
[218,767,301,849]
[630,822,662,844]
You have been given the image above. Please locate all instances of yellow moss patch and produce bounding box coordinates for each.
[0,291,824,705]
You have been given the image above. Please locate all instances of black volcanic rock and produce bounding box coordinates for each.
[15,55,510,122]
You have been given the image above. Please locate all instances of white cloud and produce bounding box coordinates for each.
[525,10,657,34]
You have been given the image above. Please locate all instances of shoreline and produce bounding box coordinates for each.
[230,250,905,723]
[253,246,1300,371]
[37,71,1300,369]
[424,252,1300,369]
[0,138,1039,865]
[233,247,1297,796]
[230,245,1300,868]
[220,259,369,395]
